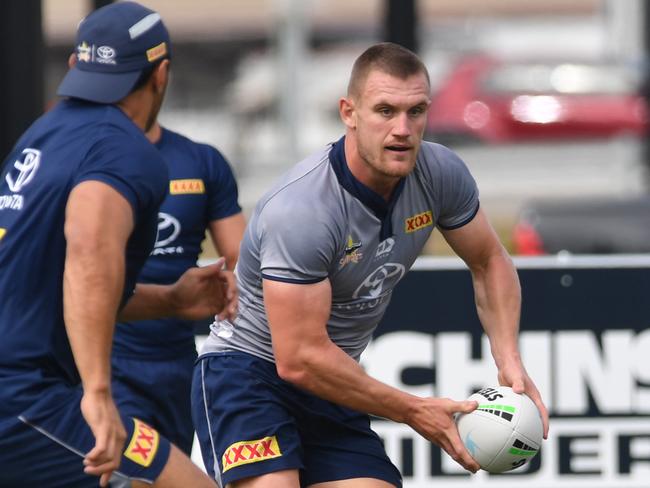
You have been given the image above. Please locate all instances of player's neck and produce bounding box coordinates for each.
[344,136,399,201]
[117,90,154,133]
[146,123,162,144]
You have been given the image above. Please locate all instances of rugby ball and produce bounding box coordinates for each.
[455,386,543,473]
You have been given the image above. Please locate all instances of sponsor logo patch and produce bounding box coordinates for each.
[340,234,363,268]
[375,237,395,258]
[222,435,282,472]
[96,45,116,64]
[169,179,205,195]
[146,42,168,62]
[405,210,433,233]
[124,418,160,467]
[6,148,40,193]
[77,41,91,62]
[0,228,5,241]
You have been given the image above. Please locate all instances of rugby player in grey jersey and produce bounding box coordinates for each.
[192,42,549,488]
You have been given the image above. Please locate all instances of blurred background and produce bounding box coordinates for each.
[3,0,650,257]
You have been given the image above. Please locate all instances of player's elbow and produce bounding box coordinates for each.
[275,355,310,387]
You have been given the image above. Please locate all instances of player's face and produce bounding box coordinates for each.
[350,70,430,186]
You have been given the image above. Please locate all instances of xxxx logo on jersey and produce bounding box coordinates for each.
[222,435,282,472]
[405,210,433,233]
[169,179,205,195]
[124,418,160,467]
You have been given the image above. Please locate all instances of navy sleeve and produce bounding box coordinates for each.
[201,145,242,221]
[74,134,168,216]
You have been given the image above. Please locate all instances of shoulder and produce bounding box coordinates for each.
[416,141,469,175]
[260,148,338,213]
[91,128,160,168]
[255,147,344,233]
[161,127,226,160]
[82,113,166,184]
[159,128,233,183]
[415,141,476,191]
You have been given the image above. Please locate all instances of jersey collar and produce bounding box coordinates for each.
[329,136,405,240]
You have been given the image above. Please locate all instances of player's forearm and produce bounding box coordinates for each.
[118,283,174,321]
[471,250,522,366]
[64,244,124,393]
[277,339,418,424]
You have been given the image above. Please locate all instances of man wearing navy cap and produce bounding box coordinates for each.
[0,2,230,487]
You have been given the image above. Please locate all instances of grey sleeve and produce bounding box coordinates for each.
[257,197,339,284]
[429,144,480,230]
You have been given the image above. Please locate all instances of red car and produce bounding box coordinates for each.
[426,55,649,144]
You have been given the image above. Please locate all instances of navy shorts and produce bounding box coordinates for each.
[112,351,196,455]
[0,381,171,488]
[191,351,402,487]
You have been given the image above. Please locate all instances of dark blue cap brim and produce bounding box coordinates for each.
[57,66,143,104]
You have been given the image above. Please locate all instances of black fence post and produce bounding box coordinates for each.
[0,0,44,164]
[383,0,418,53]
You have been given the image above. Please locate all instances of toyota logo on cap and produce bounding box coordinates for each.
[97,45,116,60]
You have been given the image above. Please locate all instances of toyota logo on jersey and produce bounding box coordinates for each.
[353,263,406,299]
[5,148,41,193]
[154,212,180,248]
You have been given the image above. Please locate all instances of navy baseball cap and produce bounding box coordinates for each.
[57,1,171,104]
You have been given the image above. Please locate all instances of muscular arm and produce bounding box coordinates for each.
[267,278,412,419]
[441,207,549,437]
[208,212,246,270]
[265,278,480,472]
[441,209,521,367]
[63,180,132,483]
[64,180,133,395]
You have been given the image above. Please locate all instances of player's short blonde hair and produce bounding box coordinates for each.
[347,42,430,99]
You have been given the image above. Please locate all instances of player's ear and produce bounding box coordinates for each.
[152,59,170,94]
[339,96,356,129]
[67,53,77,68]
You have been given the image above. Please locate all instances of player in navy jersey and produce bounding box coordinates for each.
[192,43,549,487]
[0,3,232,487]
[112,120,245,455]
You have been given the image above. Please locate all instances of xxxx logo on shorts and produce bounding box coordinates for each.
[124,418,160,467]
[169,179,205,195]
[222,435,282,472]
[405,210,433,233]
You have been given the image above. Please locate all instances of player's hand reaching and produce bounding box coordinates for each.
[80,389,126,487]
[169,257,238,321]
[497,357,549,439]
[406,397,481,473]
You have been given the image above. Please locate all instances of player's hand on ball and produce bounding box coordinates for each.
[80,390,127,487]
[497,358,549,439]
[407,397,480,473]
[456,386,543,473]
[169,257,238,320]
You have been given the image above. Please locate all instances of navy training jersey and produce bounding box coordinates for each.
[112,127,241,358]
[0,99,168,418]
[202,136,479,363]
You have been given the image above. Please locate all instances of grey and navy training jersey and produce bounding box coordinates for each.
[201,136,479,363]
